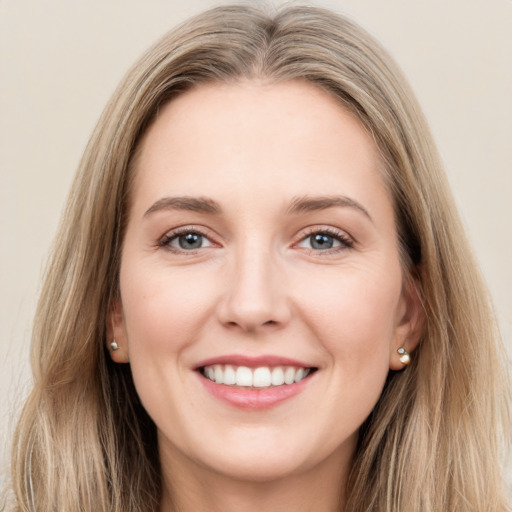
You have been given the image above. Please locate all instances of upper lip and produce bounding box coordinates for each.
[194,354,316,370]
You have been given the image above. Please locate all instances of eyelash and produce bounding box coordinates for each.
[157,226,354,254]
[158,226,213,253]
[297,227,354,254]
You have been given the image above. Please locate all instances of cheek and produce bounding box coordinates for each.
[119,260,219,362]
[297,260,402,373]
[279,260,404,454]
[118,260,222,439]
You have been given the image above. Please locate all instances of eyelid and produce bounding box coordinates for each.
[293,226,354,253]
[156,224,354,255]
[158,225,219,253]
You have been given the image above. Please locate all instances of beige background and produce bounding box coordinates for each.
[1,0,511,485]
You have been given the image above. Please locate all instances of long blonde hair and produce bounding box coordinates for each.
[8,5,510,511]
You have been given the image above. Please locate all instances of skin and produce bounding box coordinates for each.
[109,80,422,512]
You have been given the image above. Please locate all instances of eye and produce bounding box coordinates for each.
[296,229,353,252]
[159,229,213,252]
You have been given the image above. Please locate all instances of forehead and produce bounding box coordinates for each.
[130,80,390,217]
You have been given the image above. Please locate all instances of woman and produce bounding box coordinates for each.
[8,4,510,511]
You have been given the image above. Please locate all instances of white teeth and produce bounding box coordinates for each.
[223,364,236,385]
[271,367,285,386]
[236,366,253,387]
[284,367,295,385]
[294,368,305,383]
[203,364,312,388]
[214,364,223,384]
[253,367,272,387]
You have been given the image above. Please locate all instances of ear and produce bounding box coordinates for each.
[106,297,130,363]
[389,269,424,370]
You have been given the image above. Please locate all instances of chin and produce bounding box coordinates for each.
[204,451,310,483]
[186,427,351,484]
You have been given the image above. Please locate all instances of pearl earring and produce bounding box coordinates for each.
[397,347,410,365]
[109,340,119,352]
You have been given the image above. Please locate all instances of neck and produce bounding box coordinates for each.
[159,445,351,512]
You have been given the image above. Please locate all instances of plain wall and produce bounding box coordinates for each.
[1,0,511,486]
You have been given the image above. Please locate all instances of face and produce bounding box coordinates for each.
[110,80,420,484]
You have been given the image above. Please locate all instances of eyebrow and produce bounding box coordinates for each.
[144,196,222,217]
[286,195,372,221]
[143,194,371,221]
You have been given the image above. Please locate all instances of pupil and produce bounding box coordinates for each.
[179,233,202,249]
[311,233,333,250]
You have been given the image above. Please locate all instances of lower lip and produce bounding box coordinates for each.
[198,372,313,410]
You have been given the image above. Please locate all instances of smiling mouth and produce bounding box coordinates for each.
[200,364,317,389]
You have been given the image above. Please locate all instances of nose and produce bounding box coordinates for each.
[216,245,291,333]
